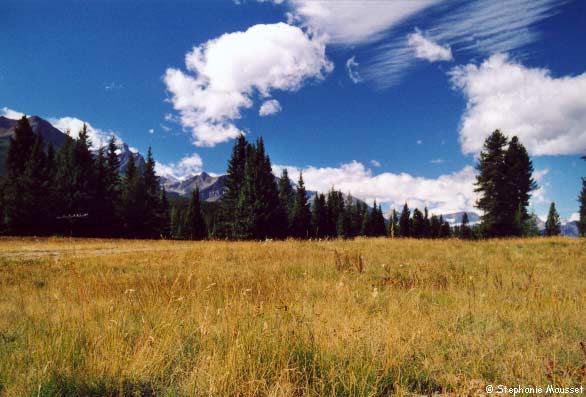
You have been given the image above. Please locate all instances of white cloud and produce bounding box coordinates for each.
[450,54,586,156]
[363,0,564,88]
[155,153,204,181]
[286,0,437,45]
[1,107,25,119]
[416,139,423,145]
[345,56,363,83]
[407,29,452,62]
[48,116,122,150]
[369,159,381,167]
[569,212,580,222]
[164,22,332,147]
[259,99,282,116]
[430,159,444,164]
[273,161,478,215]
[148,128,155,134]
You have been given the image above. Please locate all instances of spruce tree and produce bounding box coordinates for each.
[504,136,536,235]
[290,172,311,238]
[120,154,147,237]
[187,187,207,240]
[20,134,50,234]
[460,212,472,239]
[143,147,161,237]
[544,202,561,237]
[326,189,344,238]
[158,187,171,238]
[388,209,398,238]
[398,203,410,237]
[475,130,509,237]
[423,207,431,238]
[372,204,387,237]
[104,136,121,236]
[3,116,36,233]
[311,193,327,239]
[411,208,425,238]
[430,214,441,238]
[219,135,248,238]
[440,221,452,238]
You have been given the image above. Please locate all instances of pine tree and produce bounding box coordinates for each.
[388,209,398,238]
[290,172,311,238]
[158,187,171,238]
[326,189,344,238]
[460,212,472,239]
[411,208,425,238]
[372,204,387,237]
[311,193,327,239]
[92,147,109,236]
[277,169,294,236]
[504,136,537,235]
[430,214,441,238]
[3,116,36,233]
[103,136,121,236]
[398,203,410,237]
[423,207,431,238]
[544,202,561,236]
[475,130,510,237]
[120,154,147,237]
[440,221,452,238]
[187,187,207,240]
[20,134,50,234]
[143,147,161,237]
[219,135,248,238]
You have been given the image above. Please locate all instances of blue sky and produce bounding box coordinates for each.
[1,0,585,219]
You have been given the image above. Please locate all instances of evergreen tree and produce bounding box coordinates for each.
[3,116,36,233]
[460,212,472,239]
[388,209,398,238]
[326,189,345,238]
[120,154,147,237]
[411,208,425,238]
[290,172,311,238]
[219,135,248,238]
[398,203,410,237]
[372,204,387,237]
[158,187,171,238]
[504,136,537,235]
[20,134,50,234]
[578,177,586,237]
[430,214,441,238]
[475,130,510,237]
[311,193,328,238]
[143,147,161,237]
[278,169,294,213]
[92,147,109,236]
[523,212,541,237]
[253,138,284,239]
[423,207,431,238]
[440,221,452,238]
[544,202,561,236]
[103,136,121,236]
[187,187,207,240]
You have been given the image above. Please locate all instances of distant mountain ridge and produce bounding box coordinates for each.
[0,115,145,176]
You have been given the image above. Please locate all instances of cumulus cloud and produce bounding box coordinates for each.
[450,54,586,156]
[164,22,332,147]
[407,29,452,62]
[345,56,363,83]
[273,161,478,215]
[569,212,580,222]
[155,153,204,181]
[1,107,25,119]
[259,99,282,116]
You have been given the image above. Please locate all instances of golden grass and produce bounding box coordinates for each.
[0,237,585,396]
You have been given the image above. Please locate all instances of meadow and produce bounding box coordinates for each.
[0,237,585,396]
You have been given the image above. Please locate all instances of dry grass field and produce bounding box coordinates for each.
[1,237,585,396]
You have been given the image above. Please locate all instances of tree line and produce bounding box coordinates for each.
[0,117,581,240]
[0,116,174,238]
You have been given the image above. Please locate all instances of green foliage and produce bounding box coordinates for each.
[186,187,207,240]
[398,203,410,237]
[475,131,536,237]
[578,177,586,237]
[544,202,561,237]
[290,172,311,239]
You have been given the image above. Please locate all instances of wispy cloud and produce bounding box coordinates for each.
[345,56,363,83]
[363,0,564,88]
